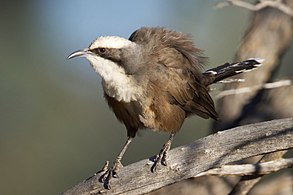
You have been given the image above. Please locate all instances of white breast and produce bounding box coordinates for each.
[86,54,143,102]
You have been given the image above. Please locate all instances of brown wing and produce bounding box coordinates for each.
[155,47,218,120]
[131,27,218,120]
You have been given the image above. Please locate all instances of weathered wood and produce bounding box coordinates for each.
[196,158,293,176]
[63,118,293,195]
[228,150,289,195]
[212,1,293,194]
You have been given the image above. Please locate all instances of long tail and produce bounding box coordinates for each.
[202,58,264,86]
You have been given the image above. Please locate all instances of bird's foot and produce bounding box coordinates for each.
[94,160,123,190]
[85,161,109,182]
[151,142,171,172]
[84,160,122,190]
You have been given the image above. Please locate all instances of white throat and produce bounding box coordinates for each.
[86,54,142,102]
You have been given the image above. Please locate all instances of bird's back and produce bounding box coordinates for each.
[127,27,218,133]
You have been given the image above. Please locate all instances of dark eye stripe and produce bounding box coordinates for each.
[91,48,106,54]
[99,48,106,53]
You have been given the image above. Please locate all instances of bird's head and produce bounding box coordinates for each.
[68,36,145,102]
[68,36,141,77]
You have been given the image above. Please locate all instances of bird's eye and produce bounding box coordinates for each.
[91,48,107,55]
[99,48,106,53]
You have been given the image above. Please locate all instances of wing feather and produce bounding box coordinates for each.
[130,27,218,121]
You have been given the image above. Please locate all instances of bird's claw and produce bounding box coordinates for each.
[94,160,123,190]
[151,148,169,172]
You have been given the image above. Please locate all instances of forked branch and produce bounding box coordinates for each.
[63,118,293,195]
[217,0,293,17]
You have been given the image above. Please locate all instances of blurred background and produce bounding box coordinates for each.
[0,1,292,194]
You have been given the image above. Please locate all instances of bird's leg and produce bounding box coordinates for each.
[98,137,133,189]
[151,133,175,172]
[111,137,133,177]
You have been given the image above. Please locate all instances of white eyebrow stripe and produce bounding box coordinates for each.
[89,36,136,49]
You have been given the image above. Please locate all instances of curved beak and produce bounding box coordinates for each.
[67,48,90,60]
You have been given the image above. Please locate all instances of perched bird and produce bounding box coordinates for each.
[68,27,262,189]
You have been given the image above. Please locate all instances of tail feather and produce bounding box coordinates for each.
[202,58,264,86]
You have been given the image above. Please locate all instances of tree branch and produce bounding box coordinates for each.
[63,118,293,195]
[214,1,293,130]
[213,1,293,194]
[228,150,289,195]
[216,79,292,99]
[195,158,293,177]
[217,0,293,17]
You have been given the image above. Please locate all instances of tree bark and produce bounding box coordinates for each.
[62,118,293,195]
[212,1,293,194]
